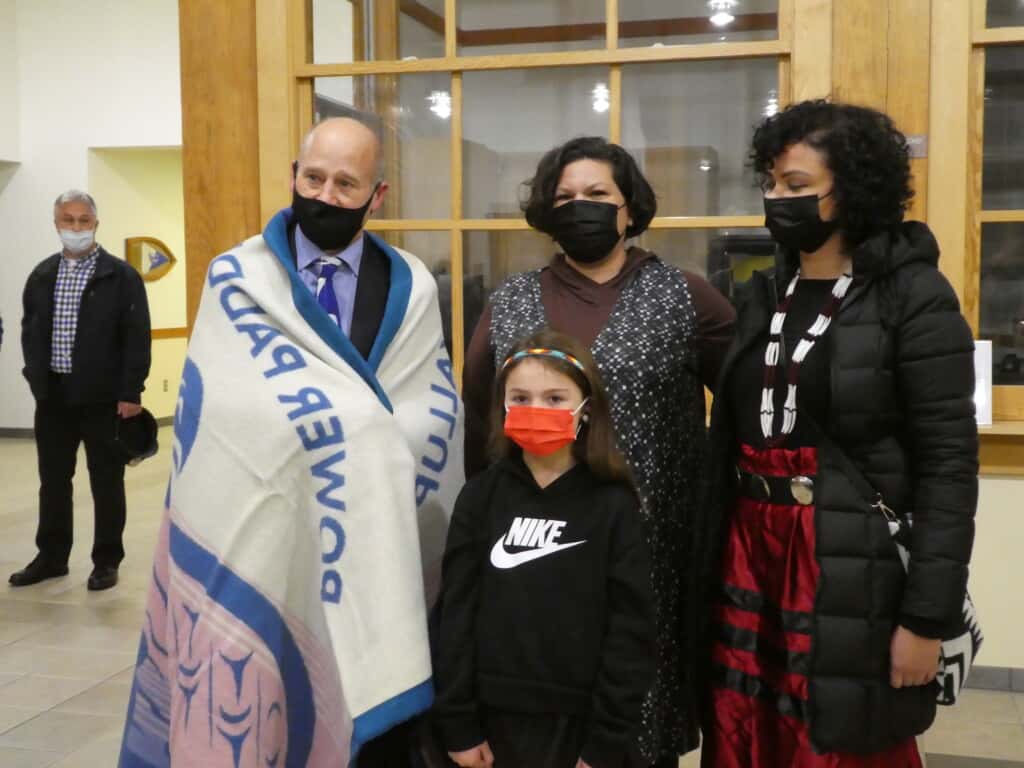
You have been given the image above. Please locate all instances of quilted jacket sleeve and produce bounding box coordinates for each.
[895,265,979,638]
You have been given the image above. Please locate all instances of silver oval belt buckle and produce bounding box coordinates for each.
[790,475,815,506]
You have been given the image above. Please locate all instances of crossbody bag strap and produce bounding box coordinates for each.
[800,411,901,525]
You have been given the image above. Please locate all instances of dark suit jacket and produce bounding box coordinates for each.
[21,248,152,404]
[290,229,391,361]
[350,234,391,360]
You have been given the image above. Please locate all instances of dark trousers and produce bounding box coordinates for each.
[418,710,648,768]
[359,718,422,768]
[34,375,126,569]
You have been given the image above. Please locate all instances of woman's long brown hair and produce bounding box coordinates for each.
[490,328,636,491]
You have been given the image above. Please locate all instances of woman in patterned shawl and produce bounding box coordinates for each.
[461,136,736,767]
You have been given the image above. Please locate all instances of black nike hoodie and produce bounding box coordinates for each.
[434,456,655,767]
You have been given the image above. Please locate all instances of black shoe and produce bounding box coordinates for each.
[9,558,69,587]
[87,566,119,592]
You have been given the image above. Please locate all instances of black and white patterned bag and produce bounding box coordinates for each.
[881,501,984,705]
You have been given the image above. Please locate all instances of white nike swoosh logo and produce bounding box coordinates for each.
[489,538,585,569]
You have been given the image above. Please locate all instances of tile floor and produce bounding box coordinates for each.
[0,429,1022,767]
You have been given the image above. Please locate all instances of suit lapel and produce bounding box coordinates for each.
[350,234,391,361]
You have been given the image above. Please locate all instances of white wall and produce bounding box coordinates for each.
[967,475,1024,669]
[0,0,181,429]
[0,0,19,162]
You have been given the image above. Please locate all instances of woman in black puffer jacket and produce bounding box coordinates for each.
[694,101,979,768]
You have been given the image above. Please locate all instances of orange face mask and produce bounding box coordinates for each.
[503,400,588,457]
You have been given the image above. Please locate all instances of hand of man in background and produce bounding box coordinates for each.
[117,401,143,419]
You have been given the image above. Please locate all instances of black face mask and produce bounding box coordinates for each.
[763,191,838,253]
[291,185,377,252]
[549,200,625,264]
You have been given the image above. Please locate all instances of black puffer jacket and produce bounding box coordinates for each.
[695,221,979,753]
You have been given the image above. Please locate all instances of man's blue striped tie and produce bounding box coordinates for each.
[316,256,343,327]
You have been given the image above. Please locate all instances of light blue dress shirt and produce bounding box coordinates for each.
[295,226,364,337]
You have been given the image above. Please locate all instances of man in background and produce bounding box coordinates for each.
[13,189,151,591]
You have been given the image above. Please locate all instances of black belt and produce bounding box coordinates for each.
[737,468,816,506]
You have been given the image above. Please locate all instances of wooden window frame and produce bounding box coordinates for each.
[257,0,823,381]
[240,0,1024,474]
[969,2,1024,422]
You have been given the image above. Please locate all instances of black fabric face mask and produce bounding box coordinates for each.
[291,185,377,252]
[549,200,625,264]
[763,191,838,253]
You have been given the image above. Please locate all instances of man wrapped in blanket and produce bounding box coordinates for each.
[119,116,465,768]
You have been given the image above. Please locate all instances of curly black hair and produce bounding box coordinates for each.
[750,100,914,248]
[521,136,657,238]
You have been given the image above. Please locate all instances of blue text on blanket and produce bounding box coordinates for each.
[209,254,349,605]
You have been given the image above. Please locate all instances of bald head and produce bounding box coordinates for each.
[292,116,389,243]
[297,117,383,181]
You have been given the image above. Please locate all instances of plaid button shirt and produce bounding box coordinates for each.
[50,246,100,373]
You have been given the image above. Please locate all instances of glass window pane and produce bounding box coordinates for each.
[983,46,1024,210]
[368,230,454,353]
[463,67,609,219]
[457,0,605,56]
[980,223,1024,387]
[620,0,779,48]
[312,0,445,64]
[987,0,1024,28]
[314,74,451,219]
[634,227,773,299]
[463,229,553,342]
[622,59,778,216]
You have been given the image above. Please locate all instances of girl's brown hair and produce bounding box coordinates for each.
[490,328,635,490]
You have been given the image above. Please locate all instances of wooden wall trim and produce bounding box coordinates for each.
[927,0,971,308]
[180,0,262,331]
[608,65,622,143]
[257,0,295,223]
[790,0,831,103]
[974,26,1024,45]
[965,45,986,332]
[887,0,931,222]
[152,327,189,340]
[606,0,618,49]
[831,0,888,110]
[980,435,1024,475]
[294,39,789,76]
[993,387,1024,421]
[449,71,463,380]
[979,210,1024,223]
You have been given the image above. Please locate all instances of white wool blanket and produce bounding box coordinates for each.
[119,212,464,768]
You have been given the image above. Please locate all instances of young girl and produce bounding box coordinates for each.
[433,329,655,768]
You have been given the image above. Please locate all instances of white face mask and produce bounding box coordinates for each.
[59,229,95,255]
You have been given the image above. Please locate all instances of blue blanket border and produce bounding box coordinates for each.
[262,210,413,413]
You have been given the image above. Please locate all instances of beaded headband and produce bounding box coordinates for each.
[502,348,586,373]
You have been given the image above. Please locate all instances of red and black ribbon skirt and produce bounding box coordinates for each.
[701,445,922,768]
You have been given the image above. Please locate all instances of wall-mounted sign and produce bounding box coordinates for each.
[906,134,928,159]
[126,237,177,282]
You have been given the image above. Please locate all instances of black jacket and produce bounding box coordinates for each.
[435,457,655,768]
[696,221,979,753]
[22,248,151,404]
